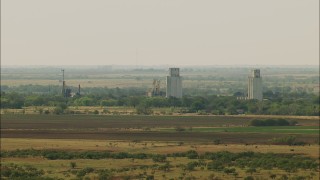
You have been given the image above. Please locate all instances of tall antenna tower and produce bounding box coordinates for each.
[61,69,65,96]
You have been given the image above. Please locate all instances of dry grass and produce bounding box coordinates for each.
[1,114,319,179]
[1,138,319,179]
[2,138,319,158]
[2,156,318,179]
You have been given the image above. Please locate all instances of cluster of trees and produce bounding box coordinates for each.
[1,89,319,116]
[250,119,297,126]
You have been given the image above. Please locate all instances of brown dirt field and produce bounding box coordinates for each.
[1,114,318,129]
[1,129,318,145]
[1,114,319,144]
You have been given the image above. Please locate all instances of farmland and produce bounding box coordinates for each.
[1,66,319,179]
[160,126,319,134]
[1,114,319,179]
[1,114,319,144]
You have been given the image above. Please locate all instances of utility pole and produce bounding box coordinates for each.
[61,69,65,96]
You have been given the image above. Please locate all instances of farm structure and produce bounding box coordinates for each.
[147,79,164,97]
[166,68,182,98]
[248,69,263,101]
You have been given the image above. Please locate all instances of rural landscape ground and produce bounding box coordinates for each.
[1,66,319,179]
[1,114,319,180]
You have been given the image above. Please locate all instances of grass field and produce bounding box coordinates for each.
[1,138,319,179]
[1,156,318,180]
[1,114,319,179]
[1,138,319,158]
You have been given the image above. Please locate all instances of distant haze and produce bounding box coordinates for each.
[1,0,319,66]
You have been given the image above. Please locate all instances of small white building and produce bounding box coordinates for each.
[248,69,263,101]
[166,68,182,98]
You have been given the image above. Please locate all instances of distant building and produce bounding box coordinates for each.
[248,69,263,101]
[147,79,164,97]
[166,68,182,98]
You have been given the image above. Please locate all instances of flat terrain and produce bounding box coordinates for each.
[2,138,319,158]
[1,114,319,144]
[1,114,319,179]
[2,114,319,129]
[160,126,319,134]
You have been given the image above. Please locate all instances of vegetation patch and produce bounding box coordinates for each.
[161,126,319,134]
[1,149,318,172]
[0,163,59,180]
[1,150,319,179]
[250,119,298,126]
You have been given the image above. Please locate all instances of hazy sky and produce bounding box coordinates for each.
[1,0,319,66]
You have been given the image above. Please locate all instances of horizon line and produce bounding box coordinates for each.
[1,64,319,67]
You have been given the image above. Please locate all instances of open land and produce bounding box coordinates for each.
[1,114,319,144]
[1,67,319,179]
[1,114,319,179]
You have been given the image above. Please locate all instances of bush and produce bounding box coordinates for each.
[158,162,171,172]
[174,127,186,132]
[207,161,224,171]
[244,176,254,180]
[270,174,277,179]
[93,110,99,114]
[97,170,112,180]
[250,119,292,126]
[223,167,236,174]
[186,150,198,159]
[53,106,64,115]
[280,174,289,180]
[186,162,198,171]
[77,167,94,177]
[146,175,154,180]
[245,167,256,175]
[136,103,153,115]
[70,162,76,169]
[152,154,166,162]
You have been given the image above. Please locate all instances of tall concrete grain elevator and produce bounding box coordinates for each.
[248,69,263,101]
[166,68,182,98]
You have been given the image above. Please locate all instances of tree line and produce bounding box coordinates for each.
[1,89,319,116]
